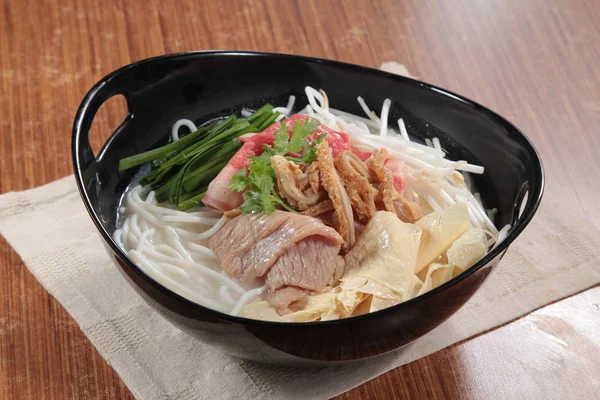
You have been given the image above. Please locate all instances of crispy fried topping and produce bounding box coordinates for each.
[301,200,334,217]
[334,151,377,222]
[317,141,355,251]
[366,149,397,213]
[223,208,242,218]
[394,196,423,223]
[271,155,325,211]
[366,149,422,223]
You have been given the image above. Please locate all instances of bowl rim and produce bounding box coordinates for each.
[72,50,545,327]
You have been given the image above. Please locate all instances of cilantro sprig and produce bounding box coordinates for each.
[287,133,326,164]
[274,118,319,154]
[229,118,325,214]
[230,158,294,214]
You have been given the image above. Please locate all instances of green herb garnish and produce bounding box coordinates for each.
[118,105,279,210]
[229,118,324,215]
[273,119,320,155]
[287,133,326,164]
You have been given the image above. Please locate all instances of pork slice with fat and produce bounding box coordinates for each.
[210,211,343,313]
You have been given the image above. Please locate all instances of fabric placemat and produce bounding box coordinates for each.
[2,65,600,399]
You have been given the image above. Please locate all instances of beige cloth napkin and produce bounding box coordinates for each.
[1,62,600,399]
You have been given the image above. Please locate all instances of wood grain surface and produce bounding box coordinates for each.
[1,0,599,399]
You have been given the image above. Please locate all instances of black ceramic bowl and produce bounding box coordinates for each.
[72,51,543,365]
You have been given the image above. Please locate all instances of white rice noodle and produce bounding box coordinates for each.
[425,195,444,212]
[219,284,236,305]
[351,134,483,174]
[348,128,445,158]
[357,96,381,123]
[379,99,392,136]
[165,226,193,261]
[230,285,267,316]
[272,95,297,116]
[345,118,371,134]
[455,188,498,234]
[398,118,410,141]
[195,216,229,240]
[113,229,124,248]
[297,105,315,118]
[154,244,185,259]
[136,228,154,253]
[412,190,420,205]
[473,192,482,205]
[329,107,381,131]
[129,189,216,219]
[171,119,197,141]
[129,250,229,312]
[333,117,371,136]
[438,187,457,206]
[143,250,246,295]
[161,215,221,224]
[146,191,155,204]
[305,87,336,127]
[187,242,218,260]
[118,186,262,315]
[492,224,511,249]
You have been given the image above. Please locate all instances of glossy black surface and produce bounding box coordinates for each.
[72,51,544,365]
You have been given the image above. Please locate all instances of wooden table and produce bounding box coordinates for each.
[1,0,599,398]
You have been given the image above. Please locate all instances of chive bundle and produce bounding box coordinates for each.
[118,105,278,210]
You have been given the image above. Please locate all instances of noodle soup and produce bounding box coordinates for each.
[114,87,508,322]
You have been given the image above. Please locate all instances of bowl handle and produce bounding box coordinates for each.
[72,80,133,174]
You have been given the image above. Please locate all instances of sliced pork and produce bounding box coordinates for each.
[209,211,343,313]
[266,235,340,291]
[264,286,309,312]
[202,164,244,212]
[202,139,264,212]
